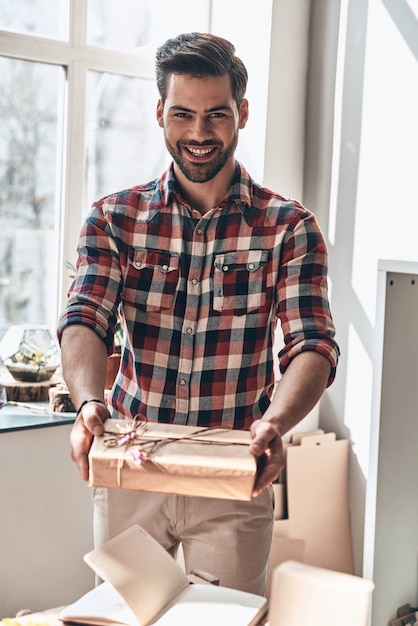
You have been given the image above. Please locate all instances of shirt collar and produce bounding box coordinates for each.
[157,162,255,222]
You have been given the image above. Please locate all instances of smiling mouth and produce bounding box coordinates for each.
[185,146,217,157]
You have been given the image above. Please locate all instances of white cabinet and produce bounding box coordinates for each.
[0,423,94,617]
[364,260,418,625]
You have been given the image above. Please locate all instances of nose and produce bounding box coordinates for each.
[188,116,212,142]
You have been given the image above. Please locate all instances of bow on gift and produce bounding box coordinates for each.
[103,415,156,466]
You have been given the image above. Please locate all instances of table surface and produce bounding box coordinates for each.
[0,401,75,432]
[0,367,76,432]
[1,607,64,626]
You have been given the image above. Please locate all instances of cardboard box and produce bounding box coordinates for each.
[268,520,306,597]
[390,604,418,626]
[89,419,257,501]
[268,430,354,578]
[268,561,374,626]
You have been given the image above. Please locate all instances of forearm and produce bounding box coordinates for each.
[250,351,331,495]
[262,351,331,435]
[60,325,108,410]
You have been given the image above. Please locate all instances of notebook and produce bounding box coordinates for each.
[60,525,268,626]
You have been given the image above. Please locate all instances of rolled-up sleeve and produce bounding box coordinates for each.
[276,211,339,386]
[57,202,122,355]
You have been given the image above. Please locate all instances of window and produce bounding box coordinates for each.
[0,58,63,332]
[0,0,272,340]
[85,71,163,209]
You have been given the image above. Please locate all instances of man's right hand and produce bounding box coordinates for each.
[70,402,109,481]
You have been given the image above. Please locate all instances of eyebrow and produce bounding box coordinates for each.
[168,105,233,114]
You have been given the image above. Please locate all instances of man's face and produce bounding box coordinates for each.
[156,73,248,183]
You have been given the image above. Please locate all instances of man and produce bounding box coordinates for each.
[58,32,339,596]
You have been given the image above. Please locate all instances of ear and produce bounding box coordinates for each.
[156,99,164,127]
[238,99,249,129]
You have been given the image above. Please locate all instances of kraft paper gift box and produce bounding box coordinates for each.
[88,418,257,501]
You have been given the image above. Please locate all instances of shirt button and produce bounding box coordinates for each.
[191,278,198,285]
[162,264,169,272]
[196,228,203,235]
[179,379,186,386]
[248,263,255,270]
[134,261,142,269]
[186,327,193,334]
[222,265,229,272]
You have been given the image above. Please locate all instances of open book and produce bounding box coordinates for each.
[60,525,268,626]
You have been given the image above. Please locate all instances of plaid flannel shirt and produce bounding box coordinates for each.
[58,162,339,429]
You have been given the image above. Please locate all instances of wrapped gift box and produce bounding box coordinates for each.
[89,419,257,501]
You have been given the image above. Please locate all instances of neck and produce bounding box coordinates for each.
[173,161,235,215]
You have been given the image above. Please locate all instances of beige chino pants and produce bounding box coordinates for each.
[93,485,275,596]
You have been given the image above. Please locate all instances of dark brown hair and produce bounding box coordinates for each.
[155,32,248,106]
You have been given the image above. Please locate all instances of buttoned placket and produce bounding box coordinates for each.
[174,211,216,423]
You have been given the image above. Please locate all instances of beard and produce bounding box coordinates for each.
[164,134,238,183]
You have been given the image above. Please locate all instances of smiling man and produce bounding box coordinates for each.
[58,32,339,596]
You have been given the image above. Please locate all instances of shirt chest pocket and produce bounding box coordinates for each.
[125,248,180,311]
[213,250,269,315]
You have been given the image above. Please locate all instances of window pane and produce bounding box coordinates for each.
[0,58,63,337]
[87,0,151,50]
[85,71,166,208]
[0,0,69,40]
[87,0,210,50]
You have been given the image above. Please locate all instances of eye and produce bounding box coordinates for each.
[209,112,226,119]
[174,112,191,119]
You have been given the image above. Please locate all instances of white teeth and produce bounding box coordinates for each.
[188,147,213,156]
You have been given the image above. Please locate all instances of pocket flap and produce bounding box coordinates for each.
[128,248,179,273]
[214,249,268,273]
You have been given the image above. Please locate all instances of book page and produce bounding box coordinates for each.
[60,581,138,626]
[83,526,189,626]
[60,579,268,626]
[156,583,267,626]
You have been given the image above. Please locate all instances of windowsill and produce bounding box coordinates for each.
[0,402,75,432]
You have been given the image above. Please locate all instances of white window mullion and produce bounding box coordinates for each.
[70,0,87,49]
[59,57,88,313]
[0,29,70,64]
[59,0,87,311]
[83,45,154,79]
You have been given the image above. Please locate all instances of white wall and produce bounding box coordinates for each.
[264,0,311,200]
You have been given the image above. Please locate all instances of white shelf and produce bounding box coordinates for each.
[364,260,418,625]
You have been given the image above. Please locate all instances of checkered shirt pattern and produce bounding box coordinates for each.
[58,162,339,429]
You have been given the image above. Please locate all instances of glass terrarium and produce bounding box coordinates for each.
[0,324,60,382]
